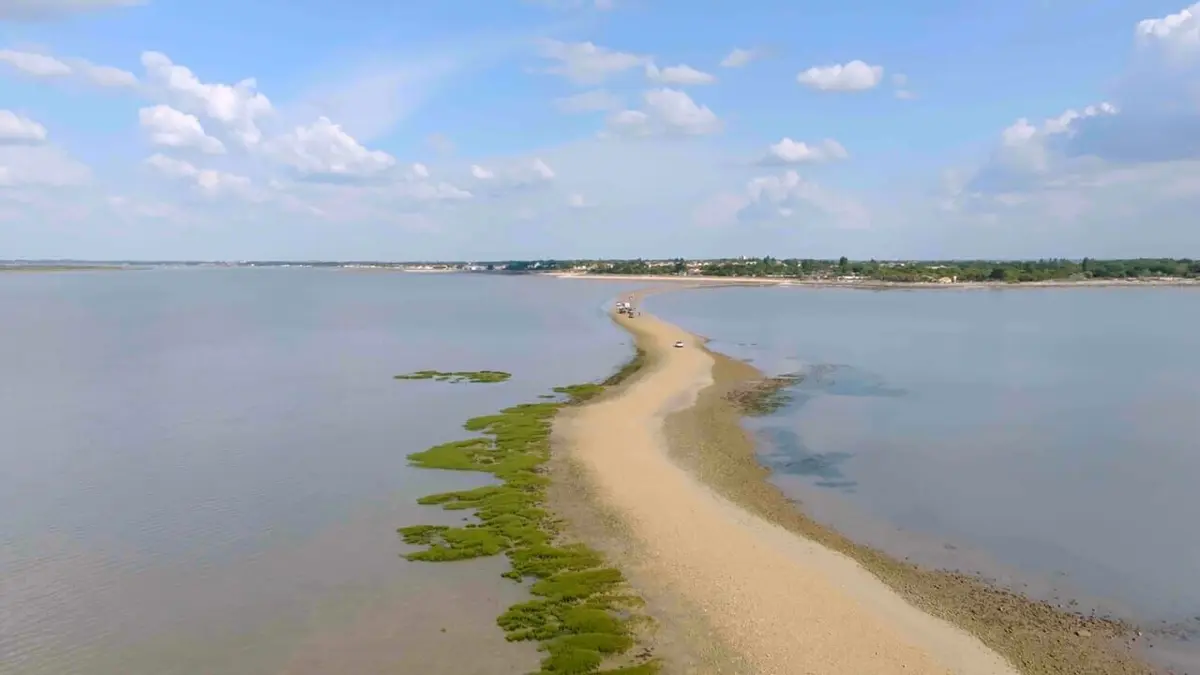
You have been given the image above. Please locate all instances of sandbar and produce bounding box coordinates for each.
[555,293,1023,674]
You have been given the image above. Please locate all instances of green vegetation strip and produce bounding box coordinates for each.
[394,369,512,383]
[397,358,657,675]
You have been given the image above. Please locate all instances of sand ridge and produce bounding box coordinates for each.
[557,306,1021,675]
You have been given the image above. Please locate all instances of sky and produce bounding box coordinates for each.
[1,0,1199,261]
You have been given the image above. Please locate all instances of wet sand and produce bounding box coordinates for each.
[551,287,1155,675]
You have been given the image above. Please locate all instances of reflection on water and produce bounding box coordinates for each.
[0,270,645,675]
[758,363,909,492]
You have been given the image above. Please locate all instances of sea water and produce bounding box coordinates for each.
[647,285,1200,666]
[0,269,643,675]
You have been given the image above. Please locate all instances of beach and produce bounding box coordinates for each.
[552,288,1154,675]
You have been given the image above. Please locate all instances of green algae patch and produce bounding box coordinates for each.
[601,348,646,387]
[725,373,800,416]
[398,353,659,675]
[394,369,512,383]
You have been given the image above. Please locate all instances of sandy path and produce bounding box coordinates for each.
[559,309,1021,675]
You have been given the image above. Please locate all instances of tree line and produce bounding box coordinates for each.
[501,258,1200,282]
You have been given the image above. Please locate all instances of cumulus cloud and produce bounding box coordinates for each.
[144,153,257,198]
[960,102,1119,195]
[1136,2,1199,57]
[141,51,272,147]
[470,164,495,179]
[606,88,721,136]
[760,137,848,165]
[720,48,760,68]
[645,63,715,85]
[695,170,870,230]
[0,49,137,87]
[796,60,884,91]
[139,105,226,154]
[0,110,48,144]
[555,89,622,113]
[536,39,646,85]
[265,116,395,180]
[0,112,88,192]
[743,170,870,227]
[0,0,143,20]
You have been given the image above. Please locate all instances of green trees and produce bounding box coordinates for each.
[581,257,1197,283]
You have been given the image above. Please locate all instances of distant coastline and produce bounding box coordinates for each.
[545,271,1200,289]
[0,264,130,273]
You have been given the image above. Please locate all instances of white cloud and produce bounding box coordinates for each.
[0,49,137,87]
[468,157,555,193]
[994,102,1118,176]
[743,170,870,227]
[410,162,430,179]
[265,116,395,180]
[720,48,760,68]
[0,144,90,187]
[555,89,622,113]
[139,105,227,154]
[76,61,139,87]
[797,60,884,92]
[761,137,848,165]
[607,88,721,136]
[401,180,472,202]
[141,51,273,147]
[0,110,48,144]
[0,50,71,77]
[645,62,716,85]
[0,0,142,20]
[145,153,257,198]
[1136,3,1200,55]
[537,39,646,85]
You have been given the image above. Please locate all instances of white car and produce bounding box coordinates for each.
[674,341,685,348]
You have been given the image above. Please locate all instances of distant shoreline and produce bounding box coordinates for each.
[0,265,130,273]
[545,271,1200,290]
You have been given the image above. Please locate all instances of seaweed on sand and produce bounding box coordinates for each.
[395,370,512,383]
[724,373,801,416]
[398,355,659,675]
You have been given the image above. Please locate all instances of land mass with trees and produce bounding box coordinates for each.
[8,258,1200,284]
[507,257,1200,284]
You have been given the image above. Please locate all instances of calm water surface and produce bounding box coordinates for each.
[0,270,643,675]
[648,287,1200,633]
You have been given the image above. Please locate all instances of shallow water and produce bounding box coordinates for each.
[647,287,1200,637]
[0,269,643,675]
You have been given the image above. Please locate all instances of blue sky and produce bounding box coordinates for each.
[1,0,1198,260]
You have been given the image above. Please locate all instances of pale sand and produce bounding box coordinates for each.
[558,307,1021,675]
